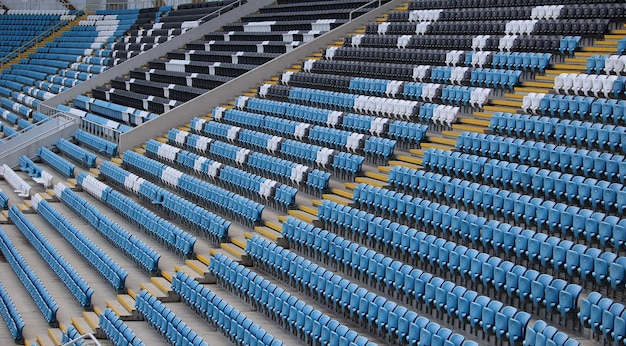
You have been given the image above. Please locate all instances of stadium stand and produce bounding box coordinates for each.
[2,0,626,346]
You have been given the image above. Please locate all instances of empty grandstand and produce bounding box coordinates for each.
[0,0,624,346]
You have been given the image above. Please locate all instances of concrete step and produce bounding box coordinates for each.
[219,243,246,261]
[428,135,458,146]
[288,209,318,223]
[387,160,420,170]
[299,204,318,216]
[35,333,59,346]
[513,86,552,94]
[490,98,523,108]
[321,193,352,205]
[331,187,353,199]
[355,176,387,188]
[483,104,520,113]
[397,155,423,165]
[420,142,455,151]
[364,170,388,182]
[550,63,585,71]
[185,260,209,277]
[139,281,179,302]
[451,123,485,133]
[174,264,216,284]
[254,226,283,241]
[581,46,617,53]
[70,317,95,336]
[461,117,491,127]
[265,220,283,232]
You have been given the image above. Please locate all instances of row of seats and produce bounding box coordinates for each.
[423,148,626,216]
[587,55,626,75]
[145,139,297,210]
[313,202,584,323]
[171,270,284,346]
[0,281,24,342]
[523,320,580,346]
[61,325,83,345]
[74,129,118,156]
[54,182,161,274]
[73,95,159,126]
[8,205,93,308]
[77,172,196,256]
[135,290,208,346]
[490,112,626,153]
[456,131,626,185]
[578,291,625,344]
[208,252,376,346]
[99,308,145,346]
[100,157,231,243]
[0,164,31,197]
[353,181,626,291]
[120,149,260,230]
[56,138,98,168]
[246,235,473,346]
[38,146,75,178]
[0,189,7,209]
[0,227,58,324]
[31,194,128,291]
[59,105,133,134]
[280,217,542,343]
[522,93,626,124]
[19,155,53,188]
[553,73,626,99]
[173,125,333,194]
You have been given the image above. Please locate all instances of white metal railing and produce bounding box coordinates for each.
[349,0,387,21]
[79,117,123,144]
[197,0,246,23]
[60,333,101,346]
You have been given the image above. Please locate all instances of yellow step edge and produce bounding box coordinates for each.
[398,155,424,165]
[364,171,388,181]
[208,248,219,257]
[344,182,358,190]
[311,199,323,206]
[195,254,211,266]
[461,117,491,127]
[58,322,68,333]
[331,188,353,199]
[378,165,391,173]
[565,57,590,63]
[473,111,495,119]
[512,87,551,94]
[185,260,208,276]
[265,220,282,232]
[429,136,458,146]
[503,93,525,99]
[151,276,173,294]
[355,176,387,188]
[288,210,317,223]
[156,137,168,143]
[82,311,100,332]
[388,160,420,170]
[133,147,145,154]
[221,243,245,258]
[420,141,456,150]
[93,306,103,316]
[451,124,486,133]
[483,105,520,113]
[299,205,318,216]
[244,232,254,239]
[277,215,289,223]
[321,194,352,205]
[47,329,62,346]
[231,237,247,250]
[253,226,282,241]
[117,294,135,316]
[36,334,53,346]
[111,157,123,165]
[70,317,92,335]
[490,98,523,107]
[550,64,586,71]
[534,75,556,82]
[582,46,617,52]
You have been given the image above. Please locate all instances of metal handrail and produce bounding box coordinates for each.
[196,0,246,24]
[349,0,386,21]
[60,333,101,346]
